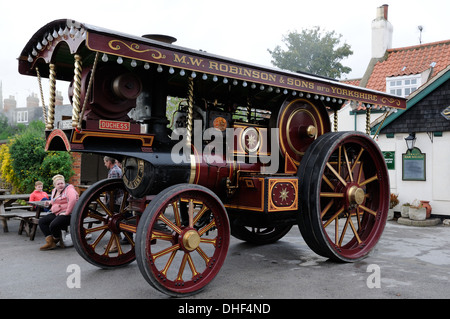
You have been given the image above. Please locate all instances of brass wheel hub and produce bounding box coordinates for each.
[347,185,365,205]
[182,229,201,251]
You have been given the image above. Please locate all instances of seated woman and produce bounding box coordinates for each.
[38,174,79,251]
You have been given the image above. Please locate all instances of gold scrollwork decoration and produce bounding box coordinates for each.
[108,40,166,59]
[381,97,401,106]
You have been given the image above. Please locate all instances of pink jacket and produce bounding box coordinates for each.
[50,184,79,216]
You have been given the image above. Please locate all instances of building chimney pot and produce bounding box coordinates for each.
[372,4,393,59]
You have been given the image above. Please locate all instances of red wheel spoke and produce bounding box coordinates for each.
[343,146,353,182]
[158,214,182,234]
[160,250,177,276]
[175,253,189,282]
[320,199,334,219]
[151,230,174,241]
[90,229,108,249]
[360,174,378,186]
[96,198,114,217]
[348,215,362,244]
[199,237,217,246]
[320,192,344,198]
[322,174,335,190]
[322,206,345,228]
[152,243,181,260]
[192,205,209,225]
[196,246,212,265]
[85,224,109,234]
[198,219,216,236]
[358,204,377,216]
[326,162,347,186]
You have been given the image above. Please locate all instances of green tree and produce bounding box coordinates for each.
[2,120,74,193]
[0,113,16,139]
[268,26,353,79]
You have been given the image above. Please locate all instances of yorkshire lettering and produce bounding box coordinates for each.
[330,86,378,102]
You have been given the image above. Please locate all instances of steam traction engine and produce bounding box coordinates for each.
[19,19,406,296]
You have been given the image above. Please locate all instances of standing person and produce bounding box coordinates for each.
[104,156,122,179]
[38,174,79,251]
[103,156,130,250]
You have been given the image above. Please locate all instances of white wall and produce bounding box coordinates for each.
[376,132,450,216]
[330,109,450,216]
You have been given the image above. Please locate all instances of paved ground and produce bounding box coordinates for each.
[1,218,449,300]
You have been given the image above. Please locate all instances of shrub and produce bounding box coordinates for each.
[0,121,74,193]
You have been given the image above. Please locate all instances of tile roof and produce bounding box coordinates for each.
[366,40,450,93]
[340,78,361,86]
[347,39,450,111]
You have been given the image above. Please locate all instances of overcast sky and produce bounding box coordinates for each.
[1,0,449,107]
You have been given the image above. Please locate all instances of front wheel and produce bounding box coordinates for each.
[298,132,389,262]
[135,184,230,297]
[70,178,136,268]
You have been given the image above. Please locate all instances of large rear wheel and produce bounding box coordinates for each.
[298,132,389,262]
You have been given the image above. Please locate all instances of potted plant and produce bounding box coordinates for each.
[401,202,410,218]
[420,200,432,219]
[409,199,427,221]
[388,193,399,220]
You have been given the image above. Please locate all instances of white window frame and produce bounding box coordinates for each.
[16,110,28,123]
[386,75,421,97]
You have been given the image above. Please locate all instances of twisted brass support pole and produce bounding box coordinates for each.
[45,64,56,130]
[186,77,194,147]
[372,110,390,140]
[247,97,251,122]
[48,63,56,126]
[334,109,338,132]
[365,107,371,135]
[72,54,82,128]
[35,67,48,125]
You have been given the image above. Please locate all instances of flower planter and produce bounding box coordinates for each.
[387,208,395,220]
[401,205,410,218]
[409,207,427,221]
[420,201,432,219]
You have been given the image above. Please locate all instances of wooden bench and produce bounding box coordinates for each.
[0,194,31,233]
[0,203,49,240]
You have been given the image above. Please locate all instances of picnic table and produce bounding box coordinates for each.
[26,201,51,240]
[0,194,49,240]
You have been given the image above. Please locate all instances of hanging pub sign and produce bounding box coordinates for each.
[382,151,395,170]
[441,105,450,120]
[402,147,426,181]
